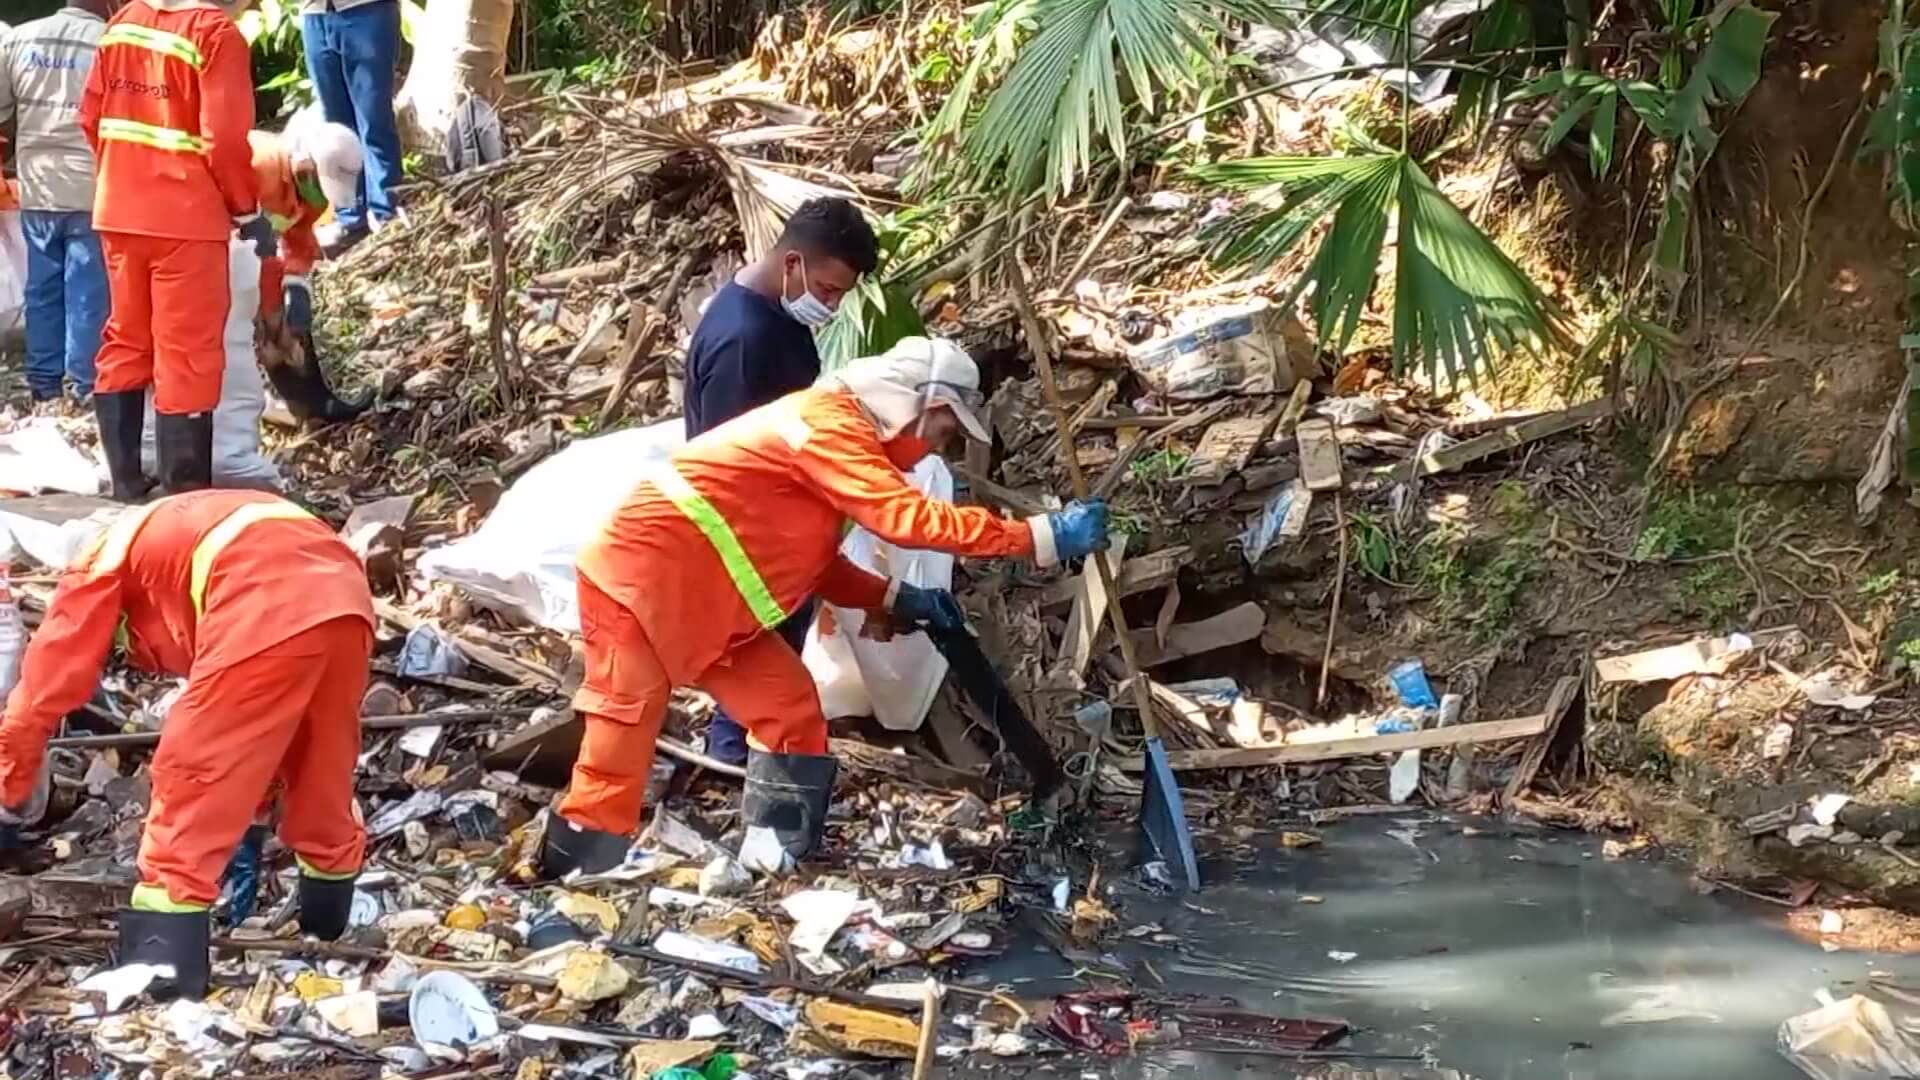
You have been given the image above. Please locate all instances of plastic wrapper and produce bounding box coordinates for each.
[1781,984,1920,1080]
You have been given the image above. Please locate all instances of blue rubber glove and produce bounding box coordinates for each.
[236,214,278,260]
[891,583,966,632]
[220,824,269,927]
[284,279,313,333]
[1048,498,1110,561]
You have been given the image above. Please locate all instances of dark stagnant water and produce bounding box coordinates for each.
[953,813,1906,1079]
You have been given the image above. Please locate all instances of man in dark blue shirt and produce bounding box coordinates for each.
[684,196,879,764]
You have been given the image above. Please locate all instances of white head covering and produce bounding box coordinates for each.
[828,336,991,443]
[287,120,364,211]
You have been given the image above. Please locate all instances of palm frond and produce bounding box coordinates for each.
[960,0,1291,198]
[817,280,929,371]
[1196,152,1571,384]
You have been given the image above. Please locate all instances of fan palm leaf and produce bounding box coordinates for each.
[1196,152,1572,384]
[958,0,1291,198]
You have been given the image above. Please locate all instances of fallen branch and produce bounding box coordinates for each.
[49,708,535,750]
[1113,714,1551,772]
[609,943,922,1014]
[598,249,702,429]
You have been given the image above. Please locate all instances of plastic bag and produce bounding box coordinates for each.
[416,421,684,632]
[0,208,26,347]
[801,456,953,732]
[1781,985,1920,1080]
[140,237,280,489]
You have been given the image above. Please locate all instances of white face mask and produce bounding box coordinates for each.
[781,255,836,329]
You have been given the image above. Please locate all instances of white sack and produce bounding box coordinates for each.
[801,456,953,732]
[415,421,684,632]
[0,209,25,347]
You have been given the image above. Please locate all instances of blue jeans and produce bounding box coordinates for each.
[21,210,105,398]
[708,599,816,762]
[303,1,403,230]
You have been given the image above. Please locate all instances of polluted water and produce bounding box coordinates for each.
[952,815,1917,1080]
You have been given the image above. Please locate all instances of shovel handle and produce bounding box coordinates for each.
[1004,260,1162,741]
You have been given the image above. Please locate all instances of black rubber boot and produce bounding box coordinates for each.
[537,814,629,878]
[741,750,837,865]
[155,411,213,493]
[116,908,211,1001]
[92,390,152,502]
[297,874,357,941]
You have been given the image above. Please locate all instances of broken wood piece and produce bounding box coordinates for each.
[1058,195,1133,288]
[1185,414,1277,485]
[1501,675,1582,801]
[1040,546,1192,609]
[529,256,626,290]
[598,248,701,429]
[1276,377,1313,434]
[1091,401,1231,500]
[1127,602,1265,667]
[1059,533,1130,681]
[1296,418,1343,491]
[1593,627,1796,683]
[51,707,532,750]
[1419,397,1614,476]
[803,998,922,1059]
[953,466,1050,518]
[1114,713,1551,771]
[1146,679,1221,746]
[1153,580,1181,650]
[374,599,558,689]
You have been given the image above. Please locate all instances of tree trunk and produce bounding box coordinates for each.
[394,0,515,151]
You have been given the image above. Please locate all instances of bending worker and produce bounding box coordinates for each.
[541,336,1109,877]
[0,491,375,1000]
[80,0,269,499]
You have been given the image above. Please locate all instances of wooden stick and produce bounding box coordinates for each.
[49,708,534,750]
[1318,490,1347,708]
[485,199,517,411]
[1003,259,1162,747]
[1112,713,1552,771]
[598,250,701,429]
[912,980,942,1080]
[1057,195,1132,289]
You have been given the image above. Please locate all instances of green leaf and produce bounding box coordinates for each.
[1197,151,1571,384]
[1588,87,1618,177]
[1540,89,1599,154]
[817,280,929,372]
[953,0,1290,199]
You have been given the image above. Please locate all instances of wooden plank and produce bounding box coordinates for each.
[1039,545,1192,608]
[1127,602,1266,667]
[1115,714,1551,772]
[1296,418,1343,491]
[1146,678,1220,746]
[1276,377,1313,434]
[1091,401,1231,500]
[1502,675,1581,801]
[1419,397,1613,476]
[1059,533,1130,680]
[1185,414,1276,485]
[953,466,1049,518]
[1593,626,1797,683]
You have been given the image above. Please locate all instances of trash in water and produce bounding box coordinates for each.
[1779,985,1920,1080]
[1328,950,1357,963]
[1044,990,1348,1057]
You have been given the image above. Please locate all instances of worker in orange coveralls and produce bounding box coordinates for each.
[539,337,1111,878]
[251,118,360,336]
[0,491,375,1001]
[79,0,272,500]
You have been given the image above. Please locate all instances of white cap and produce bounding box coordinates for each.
[831,336,991,443]
[290,121,364,211]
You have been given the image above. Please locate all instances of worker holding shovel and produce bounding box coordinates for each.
[0,490,375,1000]
[541,336,1109,877]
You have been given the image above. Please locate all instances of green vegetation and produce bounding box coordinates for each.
[1129,449,1190,490]
[1676,562,1748,629]
[1861,569,1904,600]
[1348,506,1541,644]
[1632,489,1742,561]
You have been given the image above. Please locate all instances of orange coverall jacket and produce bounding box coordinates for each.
[577,386,1046,690]
[0,490,374,808]
[78,0,258,241]
[250,129,322,318]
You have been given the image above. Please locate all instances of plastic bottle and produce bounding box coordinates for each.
[0,563,24,698]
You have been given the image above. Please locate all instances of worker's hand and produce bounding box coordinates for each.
[284,278,313,334]
[1048,499,1110,561]
[236,213,278,260]
[891,583,966,633]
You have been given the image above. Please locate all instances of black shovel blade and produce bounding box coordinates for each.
[1140,735,1201,892]
[925,623,1064,797]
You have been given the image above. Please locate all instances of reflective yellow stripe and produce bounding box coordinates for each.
[99,23,204,68]
[85,503,162,574]
[99,117,209,155]
[651,466,787,629]
[296,855,358,881]
[131,882,210,913]
[189,502,315,616]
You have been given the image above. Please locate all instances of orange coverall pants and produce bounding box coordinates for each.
[138,616,371,907]
[555,576,827,836]
[94,233,229,415]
